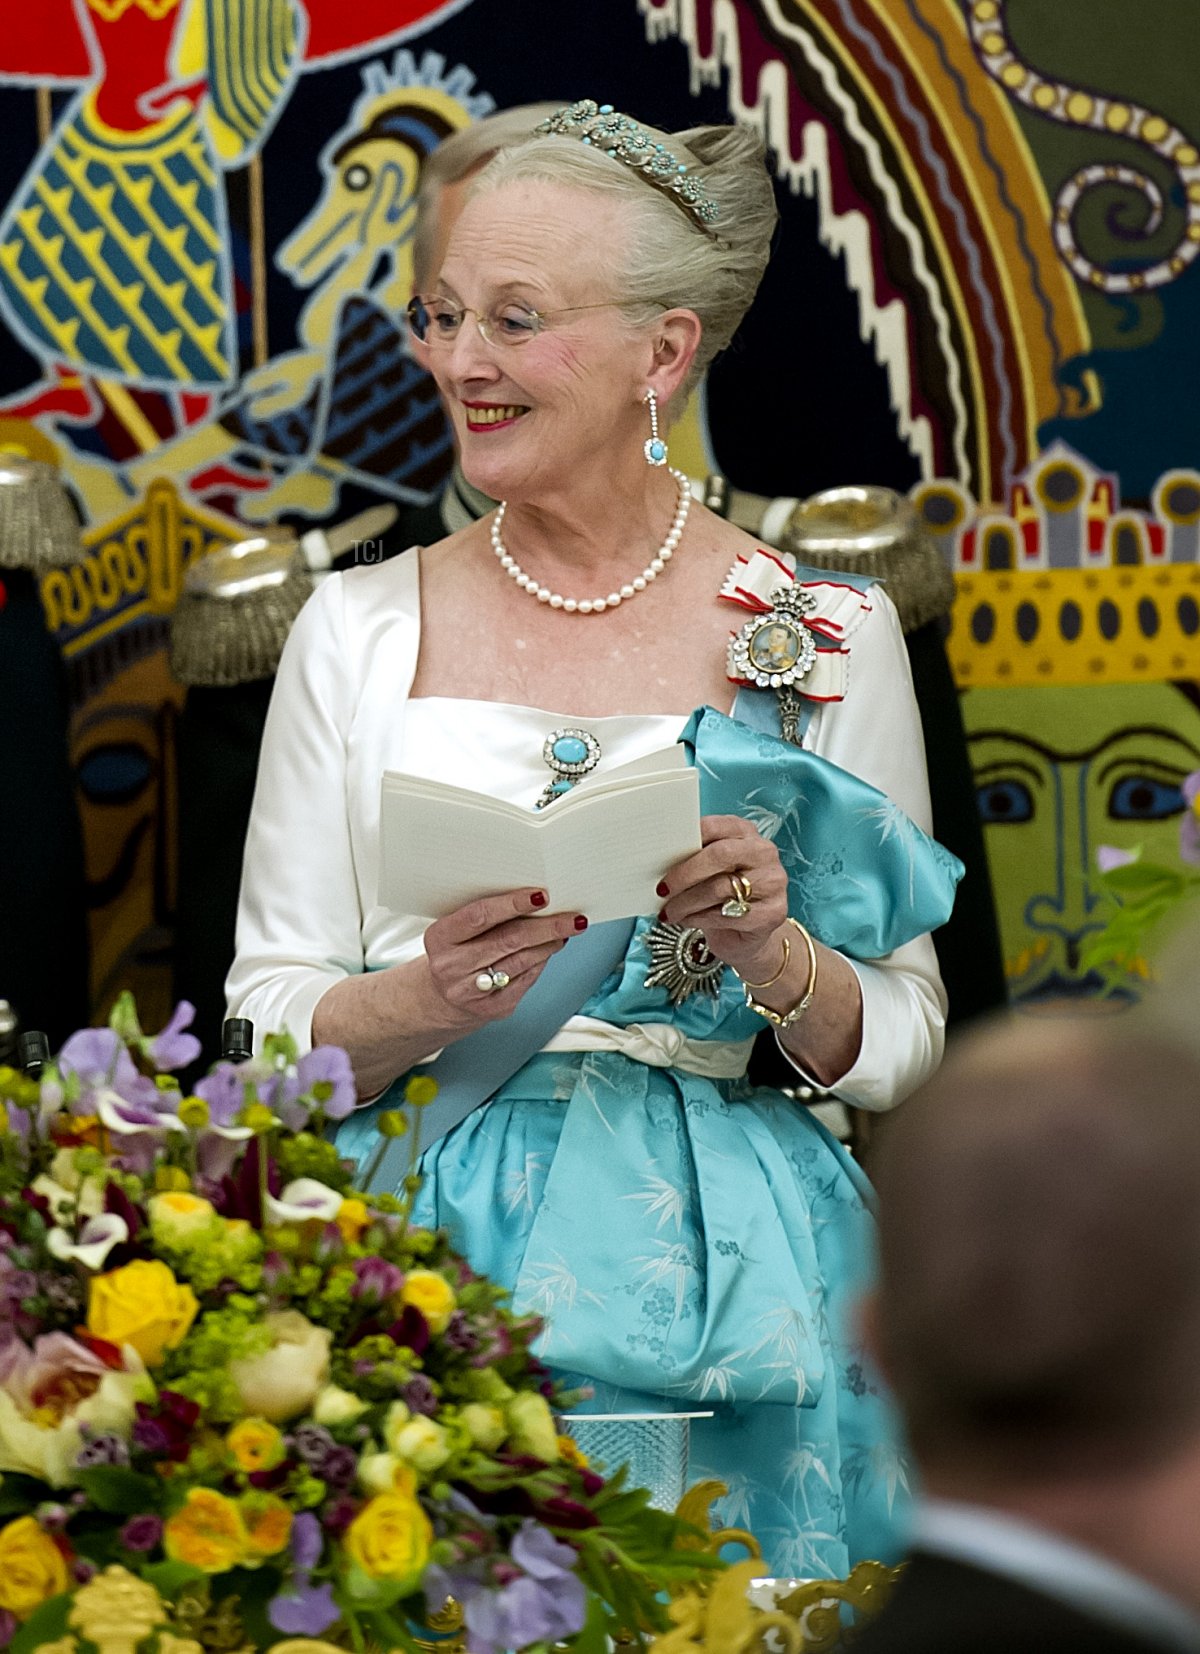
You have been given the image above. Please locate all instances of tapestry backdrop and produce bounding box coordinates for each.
[1,0,1197,1023]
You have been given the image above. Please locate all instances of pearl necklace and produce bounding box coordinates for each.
[490,468,691,613]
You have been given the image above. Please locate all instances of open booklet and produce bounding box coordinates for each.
[378,745,701,923]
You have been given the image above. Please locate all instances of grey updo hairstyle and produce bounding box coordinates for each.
[471,118,778,411]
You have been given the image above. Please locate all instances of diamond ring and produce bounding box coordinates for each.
[720,873,753,919]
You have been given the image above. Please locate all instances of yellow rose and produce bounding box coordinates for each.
[336,1198,370,1243]
[226,1418,285,1473]
[557,1434,590,1469]
[0,1516,70,1620]
[239,1492,292,1561]
[163,1489,247,1573]
[148,1191,217,1248]
[344,1491,432,1591]
[229,1311,331,1424]
[506,1392,558,1463]
[398,1269,456,1334]
[87,1260,199,1367]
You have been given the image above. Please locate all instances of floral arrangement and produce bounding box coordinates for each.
[1084,770,1200,990]
[0,997,712,1653]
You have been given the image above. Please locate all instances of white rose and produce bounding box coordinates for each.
[0,1349,148,1488]
[380,1399,411,1453]
[505,1392,559,1463]
[229,1312,331,1423]
[357,1451,405,1495]
[460,1404,507,1453]
[390,1416,451,1474]
[312,1384,368,1427]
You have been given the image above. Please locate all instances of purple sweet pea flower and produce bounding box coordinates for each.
[296,1046,357,1121]
[268,1580,341,1637]
[57,1028,159,1110]
[291,1511,323,1573]
[463,1571,587,1654]
[195,1062,246,1127]
[149,1002,202,1071]
[1181,772,1200,867]
[511,1521,579,1580]
[424,1562,477,1615]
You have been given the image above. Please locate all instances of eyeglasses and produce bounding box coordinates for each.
[406,294,631,348]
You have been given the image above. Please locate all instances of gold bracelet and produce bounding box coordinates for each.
[740,930,790,989]
[742,919,819,1029]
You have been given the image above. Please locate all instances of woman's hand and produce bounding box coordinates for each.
[420,888,587,1031]
[657,815,791,982]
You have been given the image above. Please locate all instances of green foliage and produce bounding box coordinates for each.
[76,1467,164,1515]
[10,1592,71,1654]
[1081,855,1200,989]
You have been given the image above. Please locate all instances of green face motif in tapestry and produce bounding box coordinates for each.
[964,681,1200,1000]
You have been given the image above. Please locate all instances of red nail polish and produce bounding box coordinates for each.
[656,880,670,898]
[530,890,548,908]
[574,915,589,931]
[657,908,668,923]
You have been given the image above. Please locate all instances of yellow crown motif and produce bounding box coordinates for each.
[912,443,1200,688]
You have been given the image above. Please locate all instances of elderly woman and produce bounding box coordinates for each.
[228,101,959,1577]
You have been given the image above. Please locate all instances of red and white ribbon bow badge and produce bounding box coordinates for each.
[721,548,873,703]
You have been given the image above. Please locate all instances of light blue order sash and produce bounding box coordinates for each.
[337,917,634,1189]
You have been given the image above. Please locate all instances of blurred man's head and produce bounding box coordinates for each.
[411,101,563,292]
[869,1013,1200,1491]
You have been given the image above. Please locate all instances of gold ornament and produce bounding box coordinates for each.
[67,1566,168,1654]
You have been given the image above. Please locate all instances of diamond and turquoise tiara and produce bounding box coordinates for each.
[534,99,721,231]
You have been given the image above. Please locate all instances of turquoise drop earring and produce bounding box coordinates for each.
[643,388,668,467]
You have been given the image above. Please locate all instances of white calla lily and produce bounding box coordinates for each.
[264,1177,344,1226]
[46,1213,129,1272]
[95,1087,187,1137]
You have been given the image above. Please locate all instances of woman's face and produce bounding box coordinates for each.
[422,179,651,501]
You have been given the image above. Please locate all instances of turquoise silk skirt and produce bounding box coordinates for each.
[387,709,961,1576]
[409,1048,909,1578]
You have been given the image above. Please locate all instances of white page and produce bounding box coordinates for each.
[378,746,701,921]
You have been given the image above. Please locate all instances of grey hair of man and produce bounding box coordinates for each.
[411,102,566,292]
[471,119,779,416]
[869,1009,1200,1486]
